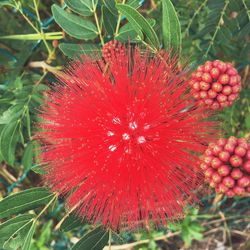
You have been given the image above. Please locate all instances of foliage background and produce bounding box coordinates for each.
[0,0,249,249]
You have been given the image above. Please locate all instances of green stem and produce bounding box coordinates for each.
[93,0,104,46]
[32,0,53,56]
[184,0,208,36]
[35,193,58,221]
[108,228,112,250]
[204,0,230,58]
[242,0,250,21]
[114,0,126,37]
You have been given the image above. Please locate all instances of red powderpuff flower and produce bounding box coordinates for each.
[36,44,218,230]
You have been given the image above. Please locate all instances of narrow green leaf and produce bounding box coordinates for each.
[0,214,34,248]
[0,32,63,40]
[116,4,160,49]
[36,221,52,248]
[102,5,117,36]
[65,0,94,16]
[22,142,34,170]
[0,188,55,219]
[59,43,101,59]
[0,0,15,7]
[0,104,23,124]
[26,108,31,139]
[103,0,118,16]
[52,5,98,40]
[0,121,20,165]
[71,227,109,250]
[116,18,156,42]
[61,214,83,232]
[162,0,181,53]
[116,22,139,42]
[127,0,143,9]
[22,222,36,250]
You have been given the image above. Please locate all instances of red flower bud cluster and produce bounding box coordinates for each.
[102,40,125,62]
[200,137,250,197]
[189,60,241,110]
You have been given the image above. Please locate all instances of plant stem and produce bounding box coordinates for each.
[32,0,53,57]
[93,0,104,46]
[204,0,230,58]
[108,228,112,250]
[242,0,250,21]
[35,193,58,221]
[114,0,126,37]
[184,0,208,36]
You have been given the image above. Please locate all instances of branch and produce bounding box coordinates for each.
[103,231,180,250]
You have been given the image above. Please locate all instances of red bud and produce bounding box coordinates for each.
[212,145,223,155]
[218,151,230,162]
[227,68,237,76]
[231,169,243,180]
[237,177,250,188]
[233,186,245,196]
[212,172,222,183]
[222,86,232,96]
[204,156,213,165]
[226,189,235,197]
[202,73,212,83]
[230,155,242,167]
[228,94,237,101]
[205,168,214,178]
[218,74,230,84]
[200,162,209,170]
[217,138,227,147]
[243,161,250,173]
[208,89,217,98]
[217,94,227,103]
[205,149,213,156]
[228,136,238,145]
[211,158,222,169]
[212,82,222,92]
[218,165,230,176]
[234,146,246,157]
[223,176,235,188]
[224,143,235,153]
[210,68,220,79]
[216,183,229,193]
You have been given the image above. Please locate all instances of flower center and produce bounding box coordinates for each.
[107,117,148,153]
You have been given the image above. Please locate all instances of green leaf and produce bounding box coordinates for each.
[59,43,101,59]
[0,121,20,165]
[127,0,142,9]
[162,0,181,53]
[36,221,52,248]
[0,188,55,219]
[102,5,117,36]
[71,227,109,250]
[0,214,34,248]
[116,4,160,49]
[0,0,15,7]
[61,214,83,232]
[116,22,140,42]
[0,32,63,40]
[65,0,96,16]
[0,104,23,125]
[22,222,36,250]
[245,115,250,129]
[22,142,34,170]
[116,18,156,42]
[52,5,98,40]
[103,0,118,16]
